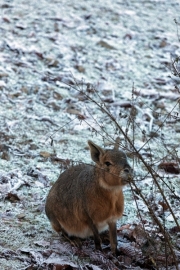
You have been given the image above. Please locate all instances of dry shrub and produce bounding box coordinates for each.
[53,73,179,270]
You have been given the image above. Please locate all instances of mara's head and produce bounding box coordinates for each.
[88,140,133,189]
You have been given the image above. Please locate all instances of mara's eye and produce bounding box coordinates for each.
[105,161,112,166]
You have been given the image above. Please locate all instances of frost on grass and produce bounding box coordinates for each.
[0,0,180,269]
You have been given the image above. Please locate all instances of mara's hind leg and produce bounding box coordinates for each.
[62,234,82,248]
[48,215,82,248]
[49,218,82,247]
[50,217,62,233]
[60,228,82,248]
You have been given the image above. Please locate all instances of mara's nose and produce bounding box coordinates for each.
[124,167,133,175]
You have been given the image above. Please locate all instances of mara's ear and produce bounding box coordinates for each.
[88,140,104,163]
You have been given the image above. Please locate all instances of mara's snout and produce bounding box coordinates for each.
[120,167,133,185]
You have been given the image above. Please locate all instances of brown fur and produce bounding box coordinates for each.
[45,140,133,254]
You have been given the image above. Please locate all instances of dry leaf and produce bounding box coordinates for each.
[39,151,52,158]
[158,162,180,174]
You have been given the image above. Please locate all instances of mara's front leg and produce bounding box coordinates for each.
[108,221,118,255]
[86,214,102,251]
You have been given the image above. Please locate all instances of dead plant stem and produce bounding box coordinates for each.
[132,181,178,270]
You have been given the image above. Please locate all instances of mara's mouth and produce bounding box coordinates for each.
[121,175,133,185]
